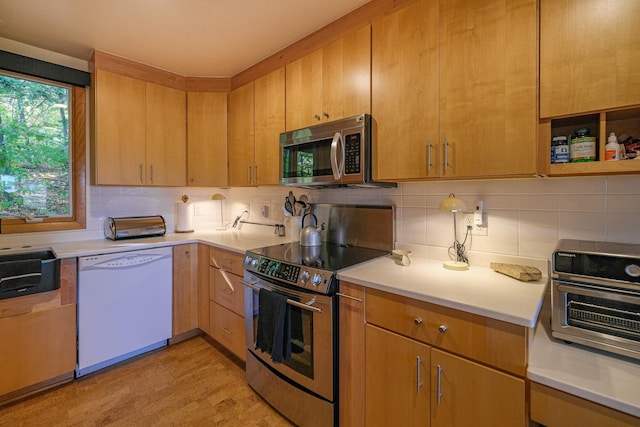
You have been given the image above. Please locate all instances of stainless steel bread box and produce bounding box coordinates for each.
[104,216,166,240]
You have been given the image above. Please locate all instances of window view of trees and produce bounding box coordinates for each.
[0,72,71,218]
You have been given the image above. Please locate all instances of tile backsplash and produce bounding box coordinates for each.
[2,175,639,261]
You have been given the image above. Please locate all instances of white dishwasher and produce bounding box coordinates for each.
[76,246,172,377]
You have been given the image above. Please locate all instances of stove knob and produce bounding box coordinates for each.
[312,273,323,287]
[300,271,310,284]
[244,255,252,266]
[625,264,640,278]
[251,259,259,268]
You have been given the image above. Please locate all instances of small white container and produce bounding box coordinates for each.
[605,132,620,161]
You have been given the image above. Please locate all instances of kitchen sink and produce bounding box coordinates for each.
[0,249,60,300]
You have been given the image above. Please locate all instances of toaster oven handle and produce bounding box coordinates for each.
[330,132,344,180]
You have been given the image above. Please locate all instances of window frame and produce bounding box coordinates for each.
[0,82,86,234]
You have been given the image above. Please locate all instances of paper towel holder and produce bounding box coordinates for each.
[212,193,226,230]
[176,194,194,233]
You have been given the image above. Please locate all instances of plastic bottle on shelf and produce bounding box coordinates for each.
[605,132,620,161]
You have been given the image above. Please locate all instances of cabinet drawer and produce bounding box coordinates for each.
[209,247,245,276]
[209,301,246,362]
[366,288,527,376]
[209,267,244,316]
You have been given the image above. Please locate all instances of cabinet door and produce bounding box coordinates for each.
[439,0,537,178]
[338,282,365,427]
[146,82,186,186]
[322,25,371,122]
[540,0,640,118]
[187,92,228,187]
[431,348,525,427]
[228,82,256,186]
[372,0,440,180]
[366,324,430,426]
[93,69,146,185]
[172,244,199,336]
[285,49,323,130]
[254,68,285,186]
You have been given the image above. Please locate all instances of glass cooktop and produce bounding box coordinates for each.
[246,241,389,272]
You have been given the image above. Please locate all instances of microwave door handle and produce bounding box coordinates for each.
[330,132,344,180]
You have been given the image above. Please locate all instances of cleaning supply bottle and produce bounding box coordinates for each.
[605,132,620,161]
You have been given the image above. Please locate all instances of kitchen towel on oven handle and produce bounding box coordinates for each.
[256,288,291,363]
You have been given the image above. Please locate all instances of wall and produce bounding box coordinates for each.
[2,174,639,262]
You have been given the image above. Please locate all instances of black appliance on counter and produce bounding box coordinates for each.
[241,204,394,427]
[0,249,59,300]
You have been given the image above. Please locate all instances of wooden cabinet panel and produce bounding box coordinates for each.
[186,91,228,187]
[439,0,537,178]
[209,247,245,277]
[0,304,76,397]
[172,244,199,336]
[197,243,210,335]
[431,348,525,427]
[530,382,640,427]
[92,69,146,185]
[372,0,439,180]
[145,82,186,186]
[209,301,246,361]
[338,282,365,427]
[322,25,371,122]
[228,82,256,186]
[540,0,640,118]
[285,49,323,130]
[254,67,285,186]
[366,288,527,376]
[209,268,244,317]
[365,324,430,426]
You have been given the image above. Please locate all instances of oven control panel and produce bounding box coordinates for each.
[243,254,334,294]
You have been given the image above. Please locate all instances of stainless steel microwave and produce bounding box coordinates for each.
[280,114,395,188]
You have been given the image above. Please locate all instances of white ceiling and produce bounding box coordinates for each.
[0,0,371,77]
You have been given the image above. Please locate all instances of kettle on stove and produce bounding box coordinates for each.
[300,213,324,246]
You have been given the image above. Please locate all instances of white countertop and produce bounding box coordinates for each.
[337,254,548,328]
[528,299,640,418]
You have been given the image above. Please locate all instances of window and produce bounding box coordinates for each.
[0,70,86,233]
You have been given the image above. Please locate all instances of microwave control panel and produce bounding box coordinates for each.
[344,133,361,174]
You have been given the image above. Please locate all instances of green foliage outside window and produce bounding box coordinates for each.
[0,73,71,218]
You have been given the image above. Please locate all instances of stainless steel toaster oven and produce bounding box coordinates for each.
[551,239,640,360]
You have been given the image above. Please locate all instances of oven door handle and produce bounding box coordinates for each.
[240,279,324,313]
[556,281,640,300]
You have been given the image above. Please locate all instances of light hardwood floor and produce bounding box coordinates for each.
[0,336,293,426]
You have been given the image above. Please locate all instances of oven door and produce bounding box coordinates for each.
[552,278,640,359]
[242,271,335,401]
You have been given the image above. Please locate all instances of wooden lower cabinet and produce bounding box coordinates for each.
[365,324,430,427]
[209,301,245,361]
[431,348,525,427]
[530,382,640,427]
[338,282,366,427]
[172,243,199,338]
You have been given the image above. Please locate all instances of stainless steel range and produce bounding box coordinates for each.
[241,204,394,427]
[551,239,640,361]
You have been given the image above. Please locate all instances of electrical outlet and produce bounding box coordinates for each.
[464,213,488,236]
[194,205,203,216]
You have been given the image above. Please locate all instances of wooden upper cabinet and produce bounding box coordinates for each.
[93,69,187,186]
[228,82,255,187]
[286,26,371,130]
[540,0,640,118]
[254,67,285,186]
[92,69,146,185]
[187,91,228,187]
[439,0,537,178]
[145,82,186,186]
[372,0,439,180]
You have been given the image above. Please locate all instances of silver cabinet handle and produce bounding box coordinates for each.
[247,165,252,183]
[437,364,443,404]
[443,137,449,172]
[220,327,232,335]
[427,139,432,173]
[254,164,258,184]
[439,325,448,333]
[414,317,423,325]
[139,164,144,183]
[417,356,423,395]
[150,164,154,183]
[336,292,362,302]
